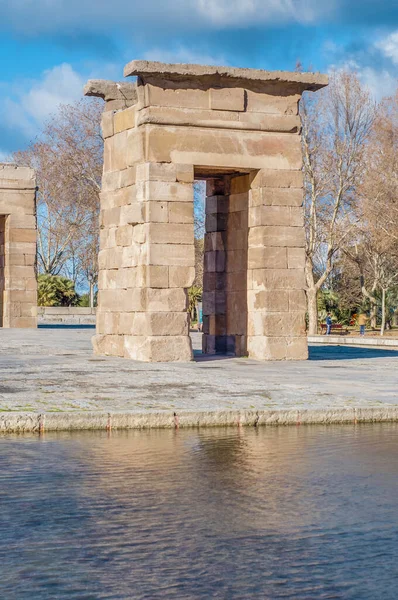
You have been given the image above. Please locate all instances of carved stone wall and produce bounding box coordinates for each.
[85,61,327,361]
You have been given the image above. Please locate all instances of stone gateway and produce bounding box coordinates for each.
[85,61,327,362]
[0,165,37,328]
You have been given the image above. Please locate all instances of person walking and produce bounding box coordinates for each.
[325,313,332,335]
[357,312,368,336]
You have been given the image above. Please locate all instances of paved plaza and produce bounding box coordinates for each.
[1,327,397,415]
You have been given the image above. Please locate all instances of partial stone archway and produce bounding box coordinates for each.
[85,61,327,361]
[0,164,37,328]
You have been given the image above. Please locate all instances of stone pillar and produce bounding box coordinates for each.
[202,174,249,356]
[93,99,195,361]
[247,168,308,360]
[0,165,37,328]
[202,177,228,354]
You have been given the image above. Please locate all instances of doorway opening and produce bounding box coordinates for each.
[193,168,251,357]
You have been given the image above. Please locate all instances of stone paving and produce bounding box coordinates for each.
[0,327,397,414]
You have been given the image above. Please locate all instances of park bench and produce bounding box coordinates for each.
[320,323,349,335]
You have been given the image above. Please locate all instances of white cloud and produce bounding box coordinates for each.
[0,63,88,151]
[328,59,398,100]
[376,30,398,65]
[143,46,227,66]
[0,0,335,34]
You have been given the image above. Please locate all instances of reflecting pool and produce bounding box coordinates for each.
[1,424,398,599]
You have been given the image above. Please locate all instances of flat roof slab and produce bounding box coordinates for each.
[124,60,328,92]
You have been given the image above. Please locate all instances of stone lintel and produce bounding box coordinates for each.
[84,79,137,104]
[0,164,36,190]
[124,60,328,93]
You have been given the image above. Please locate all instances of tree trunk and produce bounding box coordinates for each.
[89,282,94,309]
[380,288,386,336]
[370,300,377,329]
[306,287,318,335]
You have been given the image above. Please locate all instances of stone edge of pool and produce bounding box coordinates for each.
[1,407,398,432]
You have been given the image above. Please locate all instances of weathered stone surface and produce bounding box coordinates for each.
[124,60,328,93]
[113,106,135,133]
[0,165,37,329]
[249,225,305,248]
[124,334,193,361]
[210,88,245,112]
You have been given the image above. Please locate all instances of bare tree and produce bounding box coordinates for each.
[14,100,102,294]
[301,71,376,333]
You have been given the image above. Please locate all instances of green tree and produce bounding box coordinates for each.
[37,274,80,307]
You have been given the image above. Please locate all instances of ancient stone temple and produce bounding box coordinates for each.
[85,61,327,362]
[0,164,37,328]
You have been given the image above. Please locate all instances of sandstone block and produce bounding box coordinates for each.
[249,205,304,227]
[126,129,145,166]
[169,266,195,288]
[225,271,247,292]
[250,187,303,207]
[248,246,287,269]
[8,229,36,243]
[146,288,188,312]
[124,334,193,362]
[8,214,36,229]
[101,111,114,138]
[229,192,248,212]
[8,317,36,328]
[247,289,289,312]
[251,268,306,290]
[225,228,247,251]
[206,195,229,214]
[93,334,124,357]
[119,203,145,226]
[141,180,193,203]
[102,170,121,192]
[145,83,209,110]
[114,106,136,133]
[288,289,307,312]
[286,337,308,360]
[148,243,195,267]
[100,207,121,228]
[176,164,194,183]
[115,224,133,247]
[204,232,225,252]
[120,167,136,188]
[225,250,247,272]
[136,162,177,182]
[250,169,303,189]
[104,131,128,172]
[128,311,189,336]
[248,311,306,336]
[202,290,226,315]
[210,88,245,112]
[249,225,305,248]
[146,223,193,245]
[204,250,225,273]
[287,247,306,269]
[145,201,169,223]
[168,202,194,224]
[97,311,120,335]
[246,91,300,115]
[230,175,251,195]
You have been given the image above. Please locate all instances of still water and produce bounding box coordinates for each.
[0,424,398,599]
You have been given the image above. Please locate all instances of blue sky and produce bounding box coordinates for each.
[1,0,398,158]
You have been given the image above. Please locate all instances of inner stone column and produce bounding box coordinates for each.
[202,174,249,356]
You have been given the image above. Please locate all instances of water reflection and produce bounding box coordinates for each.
[0,424,398,599]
